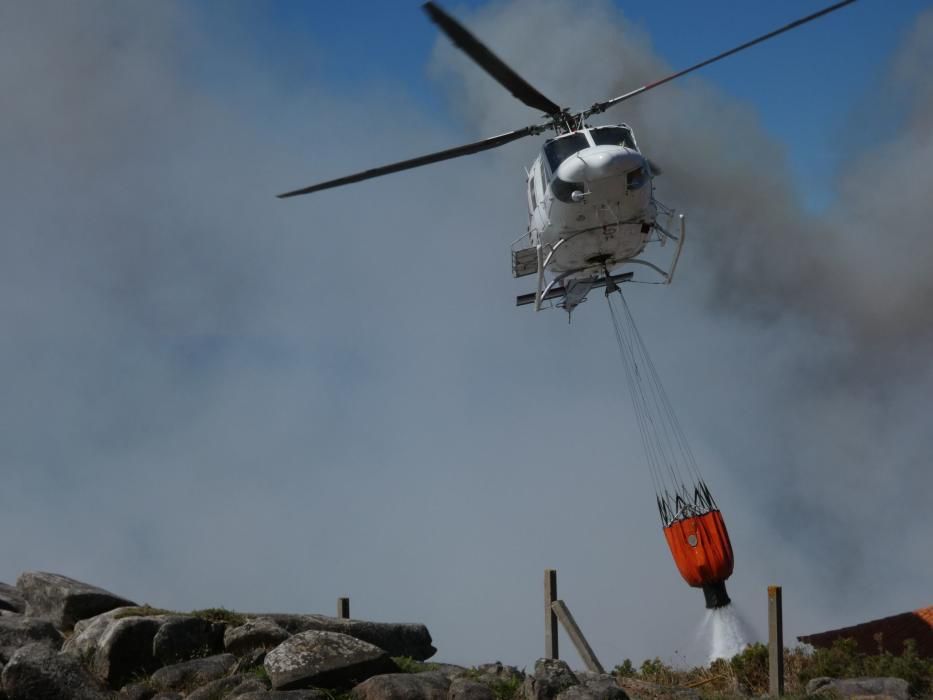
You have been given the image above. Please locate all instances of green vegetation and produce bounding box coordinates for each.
[112,605,246,627]
[113,605,176,619]
[188,607,247,626]
[391,656,438,674]
[458,667,524,700]
[612,637,933,697]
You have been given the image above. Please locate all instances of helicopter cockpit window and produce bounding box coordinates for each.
[543,133,589,172]
[590,127,635,149]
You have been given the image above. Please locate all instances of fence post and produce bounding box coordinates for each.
[768,585,784,696]
[338,597,350,619]
[545,569,558,659]
[551,599,605,673]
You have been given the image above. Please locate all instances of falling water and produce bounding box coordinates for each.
[698,604,752,662]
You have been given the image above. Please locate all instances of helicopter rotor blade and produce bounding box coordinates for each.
[277,125,541,199]
[587,0,858,117]
[423,1,563,117]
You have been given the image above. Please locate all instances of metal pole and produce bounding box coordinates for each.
[338,597,350,619]
[545,569,558,659]
[768,585,784,696]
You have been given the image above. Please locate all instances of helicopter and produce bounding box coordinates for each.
[279,0,857,315]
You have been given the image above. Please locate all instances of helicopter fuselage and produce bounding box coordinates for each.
[518,124,663,312]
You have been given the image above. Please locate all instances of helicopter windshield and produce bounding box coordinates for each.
[590,126,635,149]
[543,133,589,172]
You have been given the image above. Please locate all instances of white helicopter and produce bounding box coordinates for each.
[279,0,856,315]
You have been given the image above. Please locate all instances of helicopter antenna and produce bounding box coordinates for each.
[586,0,857,117]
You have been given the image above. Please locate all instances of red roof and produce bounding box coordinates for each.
[799,606,933,658]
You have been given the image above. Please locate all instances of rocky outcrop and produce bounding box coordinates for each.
[615,677,699,700]
[0,585,24,615]
[0,615,61,664]
[149,653,236,692]
[64,607,228,687]
[152,616,224,664]
[806,676,910,699]
[16,572,135,630]
[524,658,579,700]
[449,676,496,700]
[1,642,109,700]
[351,671,450,699]
[225,618,291,655]
[265,614,436,661]
[236,690,331,699]
[264,630,397,691]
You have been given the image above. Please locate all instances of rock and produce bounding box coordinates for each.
[449,677,496,700]
[557,672,626,700]
[151,694,183,700]
[425,663,468,679]
[1,642,110,700]
[152,616,225,664]
[65,608,229,687]
[185,672,249,699]
[805,676,910,699]
[149,653,236,691]
[0,586,24,615]
[524,659,579,700]
[0,615,62,663]
[351,671,450,699]
[16,572,136,629]
[236,691,331,699]
[89,615,162,688]
[265,614,436,660]
[264,630,397,691]
[118,681,158,699]
[236,692,331,699]
[473,661,524,686]
[233,647,268,674]
[227,677,270,695]
[225,618,291,656]
[556,679,627,700]
[615,678,699,700]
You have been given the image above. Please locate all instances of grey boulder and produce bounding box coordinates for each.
[616,678,698,700]
[806,676,910,699]
[449,677,496,700]
[16,572,135,629]
[351,671,450,699]
[0,615,62,664]
[524,659,579,700]
[65,608,227,687]
[1,642,109,700]
[225,618,291,655]
[0,585,24,615]
[185,672,250,699]
[150,653,236,691]
[264,630,397,690]
[236,691,331,699]
[152,616,224,664]
[556,681,627,700]
[265,614,436,660]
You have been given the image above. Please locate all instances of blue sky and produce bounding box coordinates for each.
[196,0,928,208]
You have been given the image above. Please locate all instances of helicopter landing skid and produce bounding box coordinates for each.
[515,271,633,307]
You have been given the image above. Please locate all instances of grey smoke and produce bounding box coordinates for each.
[1,0,930,671]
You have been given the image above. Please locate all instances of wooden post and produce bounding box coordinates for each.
[551,600,605,673]
[768,585,784,697]
[545,569,558,659]
[338,597,350,619]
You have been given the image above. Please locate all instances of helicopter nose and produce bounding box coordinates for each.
[558,146,644,182]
